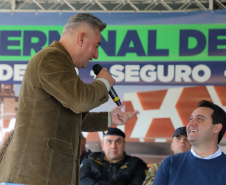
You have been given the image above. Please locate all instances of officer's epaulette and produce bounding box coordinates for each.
[90,152,104,166]
[91,157,104,166]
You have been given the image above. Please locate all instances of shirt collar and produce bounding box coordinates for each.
[191,145,222,159]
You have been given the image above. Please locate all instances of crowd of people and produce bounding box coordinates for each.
[0,12,226,185]
[78,99,226,185]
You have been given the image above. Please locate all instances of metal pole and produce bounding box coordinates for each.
[209,0,214,10]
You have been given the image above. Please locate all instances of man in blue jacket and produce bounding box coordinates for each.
[153,100,226,185]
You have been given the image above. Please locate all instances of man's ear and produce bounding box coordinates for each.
[78,32,85,47]
[214,123,222,134]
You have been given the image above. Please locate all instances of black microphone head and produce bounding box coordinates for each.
[92,64,102,75]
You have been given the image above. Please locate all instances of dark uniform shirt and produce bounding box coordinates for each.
[80,152,148,185]
[80,149,92,164]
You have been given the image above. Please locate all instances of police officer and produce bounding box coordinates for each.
[80,127,148,185]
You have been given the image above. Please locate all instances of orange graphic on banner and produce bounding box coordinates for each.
[214,86,226,106]
[137,90,167,110]
[176,86,212,127]
[1,85,226,143]
[144,118,174,142]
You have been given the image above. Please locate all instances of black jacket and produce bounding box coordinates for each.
[80,152,148,185]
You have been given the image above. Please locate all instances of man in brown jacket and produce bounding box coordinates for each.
[0,13,138,185]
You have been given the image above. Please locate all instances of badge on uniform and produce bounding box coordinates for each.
[120,164,128,169]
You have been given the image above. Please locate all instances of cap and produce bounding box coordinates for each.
[173,127,187,137]
[103,127,125,138]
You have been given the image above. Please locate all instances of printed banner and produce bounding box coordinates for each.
[0,10,226,144]
[84,85,226,142]
[0,24,225,62]
[1,61,226,85]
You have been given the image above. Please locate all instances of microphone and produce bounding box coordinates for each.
[92,64,122,106]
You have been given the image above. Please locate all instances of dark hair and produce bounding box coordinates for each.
[198,100,226,143]
[63,13,106,34]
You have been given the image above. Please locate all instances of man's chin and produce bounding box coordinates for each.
[109,154,118,159]
[82,63,89,68]
[85,60,90,67]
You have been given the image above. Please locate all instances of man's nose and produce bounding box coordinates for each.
[93,50,98,59]
[189,118,196,125]
[111,142,116,148]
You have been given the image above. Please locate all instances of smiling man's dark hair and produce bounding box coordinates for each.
[198,100,226,143]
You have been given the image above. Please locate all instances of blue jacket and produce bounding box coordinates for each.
[153,151,226,185]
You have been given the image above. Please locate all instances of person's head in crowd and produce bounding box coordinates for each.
[59,13,106,68]
[171,127,191,154]
[187,100,226,147]
[101,127,126,163]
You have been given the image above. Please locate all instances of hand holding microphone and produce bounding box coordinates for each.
[94,67,115,87]
[93,64,122,106]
